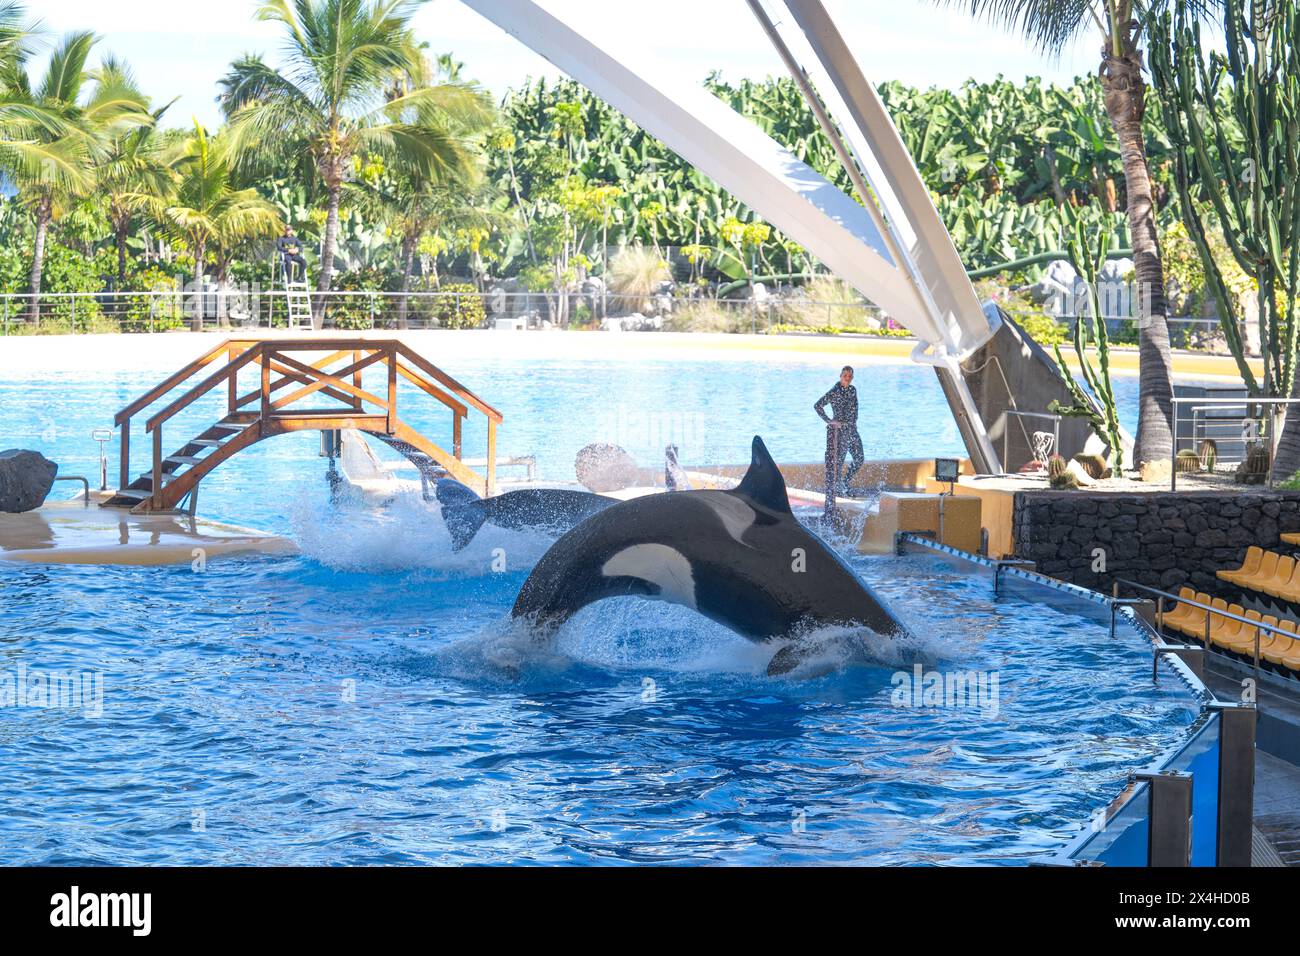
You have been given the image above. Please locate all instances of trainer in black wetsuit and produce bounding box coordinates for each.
[277,226,307,283]
[814,365,865,492]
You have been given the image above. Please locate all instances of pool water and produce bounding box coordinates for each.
[0,350,1188,865]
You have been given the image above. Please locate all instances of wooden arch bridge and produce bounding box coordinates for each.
[105,338,502,513]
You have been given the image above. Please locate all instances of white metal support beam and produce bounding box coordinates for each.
[780,0,998,357]
[460,0,946,346]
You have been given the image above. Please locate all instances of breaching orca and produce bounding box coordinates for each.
[511,436,908,674]
[435,479,614,551]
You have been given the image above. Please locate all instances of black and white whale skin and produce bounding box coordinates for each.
[435,478,615,551]
[511,436,907,674]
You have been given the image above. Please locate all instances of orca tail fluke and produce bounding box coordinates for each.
[443,500,488,551]
[435,477,481,507]
[735,436,791,513]
[435,478,487,551]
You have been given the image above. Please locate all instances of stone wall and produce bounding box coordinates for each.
[1012,490,1300,595]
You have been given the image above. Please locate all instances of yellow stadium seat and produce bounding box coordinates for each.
[1224,614,1285,658]
[1220,609,1292,660]
[1238,551,1280,593]
[1160,587,1198,632]
[1183,593,1218,640]
[1262,555,1297,598]
[1262,637,1296,667]
[1263,625,1300,667]
[1272,562,1300,603]
[1207,600,1237,648]
[1170,592,1215,639]
[1281,532,1300,547]
[1219,546,1264,585]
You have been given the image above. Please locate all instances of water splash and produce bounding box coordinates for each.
[289,483,554,575]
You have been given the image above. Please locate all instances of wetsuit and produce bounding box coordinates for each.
[277,234,307,283]
[814,382,864,491]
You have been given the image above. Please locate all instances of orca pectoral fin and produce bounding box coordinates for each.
[765,635,845,679]
[766,642,806,677]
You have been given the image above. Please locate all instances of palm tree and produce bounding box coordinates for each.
[941,0,1194,470]
[133,122,281,329]
[216,0,492,326]
[93,57,174,284]
[0,30,151,321]
[355,174,496,326]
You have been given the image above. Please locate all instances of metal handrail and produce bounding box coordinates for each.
[1170,395,1300,491]
[1113,576,1298,684]
[51,475,90,506]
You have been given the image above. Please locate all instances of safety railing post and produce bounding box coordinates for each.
[226,346,237,415]
[386,346,397,435]
[487,418,497,496]
[353,350,363,410]
[1211,703,1256,867]
[260,350,271,427]
[1137,770,1193,867]
[1171,430,1178,492]
[151,426,163,510]
[119,422,130,491]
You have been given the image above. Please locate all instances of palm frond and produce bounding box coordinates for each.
[354,120,475,184]
[38,30,95,103]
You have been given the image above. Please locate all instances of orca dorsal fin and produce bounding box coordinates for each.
[733,436,791,513]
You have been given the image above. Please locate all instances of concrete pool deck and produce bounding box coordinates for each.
[0,328,1263,381]
[0,493,295,565]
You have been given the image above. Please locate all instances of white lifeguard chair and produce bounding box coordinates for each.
[271,245,314,329]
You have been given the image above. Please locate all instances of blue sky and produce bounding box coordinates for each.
[32,0,1101,129]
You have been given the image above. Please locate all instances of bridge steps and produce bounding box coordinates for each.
[104,338,502,514]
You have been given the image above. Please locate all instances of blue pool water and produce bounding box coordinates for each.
[0,349,1188,865]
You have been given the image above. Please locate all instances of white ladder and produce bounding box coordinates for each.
[282,269,314,329]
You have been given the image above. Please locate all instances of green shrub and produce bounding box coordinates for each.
[1014,311,1068,347]
[434,283,486,329]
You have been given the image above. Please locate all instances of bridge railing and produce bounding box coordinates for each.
[112,338,503,509]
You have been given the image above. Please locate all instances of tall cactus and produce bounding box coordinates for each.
[1049,214,1126,474]
[1149,0,1300,478]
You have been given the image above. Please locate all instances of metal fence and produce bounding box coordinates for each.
[0,289,1251,345]
[0,288,899,335]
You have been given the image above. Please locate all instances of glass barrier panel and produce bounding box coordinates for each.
[1163,714,1221,867]
[1071,781,1151,866]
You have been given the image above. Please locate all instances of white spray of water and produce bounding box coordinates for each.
[289,483,554,575]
